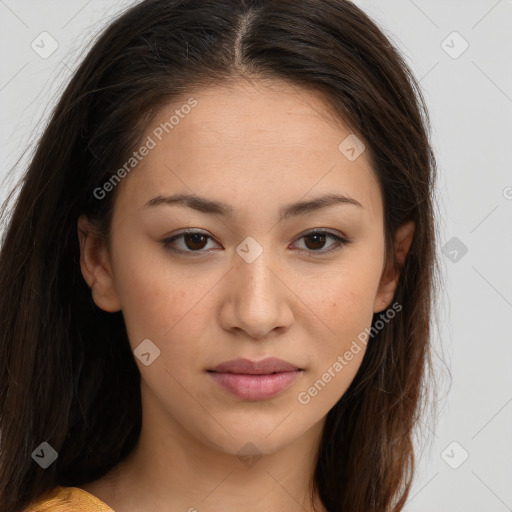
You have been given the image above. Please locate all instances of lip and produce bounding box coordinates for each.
[207,357,304,401]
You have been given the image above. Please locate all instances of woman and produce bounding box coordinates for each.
[0,0,440,511]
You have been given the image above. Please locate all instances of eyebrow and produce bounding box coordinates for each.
[143,192,363,220]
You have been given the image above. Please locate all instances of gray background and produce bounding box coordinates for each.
[1,1,511,510]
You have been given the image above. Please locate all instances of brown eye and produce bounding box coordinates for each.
[161,230,219,254]
[293,231,349,254]
[303,232,327,250]
[162,229,350,257]
[183,233,208,250]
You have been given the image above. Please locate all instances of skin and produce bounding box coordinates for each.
[78,78,414,512]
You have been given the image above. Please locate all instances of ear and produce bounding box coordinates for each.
[77,214,121,312]
[373,220,415,313]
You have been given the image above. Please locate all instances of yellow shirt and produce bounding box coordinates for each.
[24,485,114,512]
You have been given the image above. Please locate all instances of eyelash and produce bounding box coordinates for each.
[160,229,351,257]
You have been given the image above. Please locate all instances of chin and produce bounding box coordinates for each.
[193,415,311,458]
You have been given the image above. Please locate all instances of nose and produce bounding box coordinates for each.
[219,247,294,340]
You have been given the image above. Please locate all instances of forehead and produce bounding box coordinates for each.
[115,78,383,223]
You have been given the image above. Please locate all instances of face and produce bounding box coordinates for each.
[79,78,412,457]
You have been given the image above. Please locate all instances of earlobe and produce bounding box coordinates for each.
[77,214,122,313]
[373,220,415,313]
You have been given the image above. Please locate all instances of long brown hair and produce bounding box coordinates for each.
[0,1,440,510]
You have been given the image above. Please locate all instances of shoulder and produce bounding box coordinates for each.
[23,485,115,512]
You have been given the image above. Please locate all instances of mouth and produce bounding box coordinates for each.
[207,357,303,375]
[207,357,304,401]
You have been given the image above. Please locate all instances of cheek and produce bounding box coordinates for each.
[110,240,214,355]
[303,253,383,395]
[314,262,380,336]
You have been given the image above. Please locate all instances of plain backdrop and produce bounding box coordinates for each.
[1,1,511,510]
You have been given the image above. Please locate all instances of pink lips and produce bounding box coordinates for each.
[207,357,304,401]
